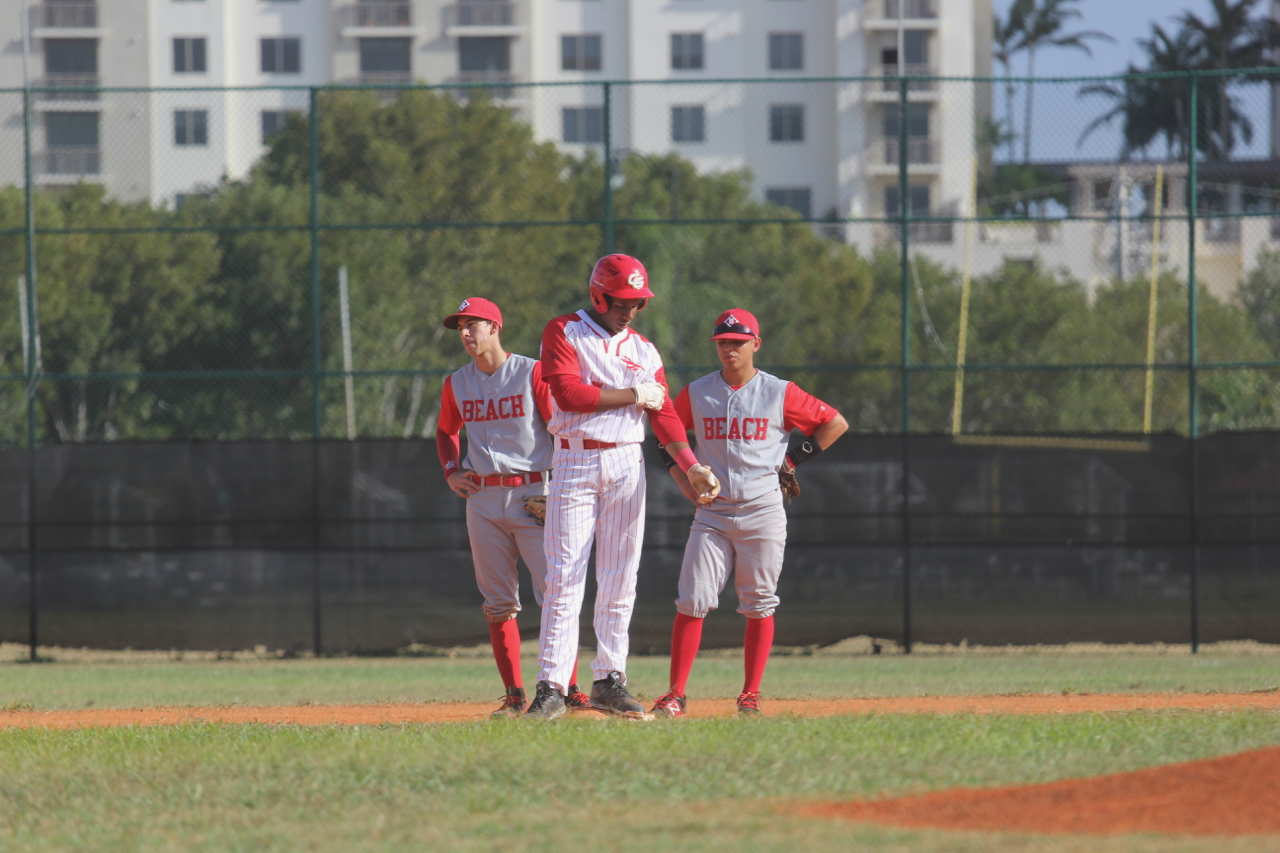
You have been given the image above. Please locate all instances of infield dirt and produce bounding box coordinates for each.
[0,690,1275,728]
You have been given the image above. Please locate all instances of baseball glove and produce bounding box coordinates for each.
[524,495,547,526]
[687,464,721,505]
[779,460,801,504]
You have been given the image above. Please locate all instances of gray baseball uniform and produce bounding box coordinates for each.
[439,354,555,622]
[674,369,791,618]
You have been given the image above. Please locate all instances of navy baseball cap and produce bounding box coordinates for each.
[710,309,760,341]
[442,297,503,330]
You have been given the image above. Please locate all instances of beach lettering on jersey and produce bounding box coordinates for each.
[461,395,526,422]
[685,370,790,503]
[702,417,770,441]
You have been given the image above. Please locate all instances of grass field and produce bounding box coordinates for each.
[2,646,1279,852]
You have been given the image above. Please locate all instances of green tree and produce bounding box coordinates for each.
[181,88,600,438]
[0,185,219,444]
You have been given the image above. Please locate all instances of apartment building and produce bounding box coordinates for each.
[1,0,991,235]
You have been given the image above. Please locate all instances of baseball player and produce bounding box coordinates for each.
[523,254,720,720]
[649,308,848,718]
[436,297,590,717]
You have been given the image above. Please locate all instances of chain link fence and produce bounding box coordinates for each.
[2,71,1279,653]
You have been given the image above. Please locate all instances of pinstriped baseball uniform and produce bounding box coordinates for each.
[438,354,554,623]
[673,369,836,619]
[537,310,681,692]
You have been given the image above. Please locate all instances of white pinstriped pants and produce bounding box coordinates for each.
[537,443,645,692]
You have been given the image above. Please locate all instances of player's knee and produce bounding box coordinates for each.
[738,596,778,620]
[676,601,714,619]
[483,607,520,624]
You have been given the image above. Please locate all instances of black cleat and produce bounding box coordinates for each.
[564,683,593,711]
[736,691,763,717]
[589,671,653,720]
[523,680,567,720]
[490,686,526,718]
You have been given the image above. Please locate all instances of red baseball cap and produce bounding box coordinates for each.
[710,309,761,341]
[442,297,503,330]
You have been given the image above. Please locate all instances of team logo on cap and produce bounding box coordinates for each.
[458,299,470,312]
[628,271,645,288]
[724,314,739,327]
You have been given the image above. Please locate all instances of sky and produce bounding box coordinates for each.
[990,0,1274,162]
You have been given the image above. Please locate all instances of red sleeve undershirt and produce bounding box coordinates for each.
[783,382,839,435]
[646,365,686,446]
[541,316,601,413]
[673,384,694,432]
[529,360,553,422]
[436,375,464,477]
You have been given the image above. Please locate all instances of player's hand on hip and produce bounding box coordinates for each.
[687,464,721,505]
[447,470,480,499]
[632,382,666,410]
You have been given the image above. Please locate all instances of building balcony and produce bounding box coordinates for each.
[872,136,935,164]
[884,0,938,19]
[353,71,414,92]
[32,1,97,28]
[866,64,938,99]
[448,71,517,100]
[35,74,100,104]
[874,221,954,244]
[339,2,424,38]
[358,1,410,27]
[40,147,100,176]
[444,2,523,37]
[864,0,940,30]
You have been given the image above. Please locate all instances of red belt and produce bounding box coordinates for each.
[560,438,617,450]
[471,471,544,487]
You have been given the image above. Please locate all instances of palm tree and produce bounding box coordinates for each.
[993,0,1032,163]
[1179,0,1280,161]
[1018,0,1113,162]
[1078,24,1202,160]
[1078,22,1255,162]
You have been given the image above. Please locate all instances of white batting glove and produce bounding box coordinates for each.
[632,382,666,410]
[687,464,721,505]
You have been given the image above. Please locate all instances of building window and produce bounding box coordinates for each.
[173,38,207,73]
[884,184,931,217]
[261,110,297,144]
[768,33,803,70]
[459,37,511,73]
[43,112,100,174]
[766,187,812,219]
[562,107,603,143]
[670,33,704,70]
[174,110,208,146]
[260,37,301,73]
[671,105,705,143]
[769,104,804,142]
[44,38,97,74]
[359,38,411,73]
[561,34,602,71]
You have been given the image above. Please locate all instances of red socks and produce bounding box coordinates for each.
[668,613,704,695]
[743,615,775,695]
[489,619,579,691]
[489,620,522,689]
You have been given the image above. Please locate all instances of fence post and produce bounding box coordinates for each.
[309,87,323,656]
[603,81,614,254]
[22,86,38,662]
[1187,75,1200,654]
[898,75,912,653]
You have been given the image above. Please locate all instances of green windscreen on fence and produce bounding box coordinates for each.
[0,434,1275,652]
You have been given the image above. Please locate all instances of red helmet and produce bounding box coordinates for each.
[589,254,654,313]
